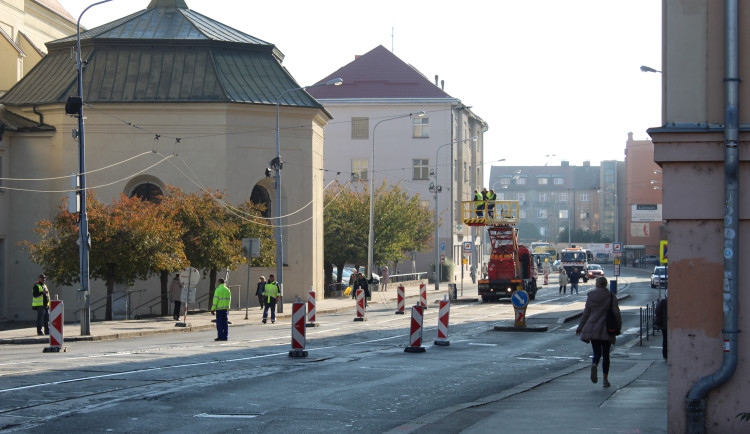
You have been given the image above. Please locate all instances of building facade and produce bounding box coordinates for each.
[308,46,488,282]
[649,1,750,431]
[0,0,329,321]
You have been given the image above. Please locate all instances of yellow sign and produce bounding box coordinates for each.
[660,240,668,263]
[614,258,620,265]
[462,258,468,264]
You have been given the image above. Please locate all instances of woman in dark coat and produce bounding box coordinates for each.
[576,276,622,388]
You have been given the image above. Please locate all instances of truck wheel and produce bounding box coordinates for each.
[481,295,489,303]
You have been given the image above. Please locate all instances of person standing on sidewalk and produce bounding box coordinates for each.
[654,294,668,359]
[256,276,266,310]
[381,266,389,292]
[576,276,622,388]
[262,274,279,324]
[558,269,569,294]
[170,274,183,321]
[569,267,582,294]
[32,274,50,335]
[211,278,231,341]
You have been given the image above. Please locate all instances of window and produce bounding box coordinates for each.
[519,209,527,219]
[420,200,430,208]
[539,227,547,236]
[559,209,569,219]
[496,192,504,200]
[463,162,468,182]
[413,117,429,138]
[130,183,163,203]
[517,192,526,202]
[413,159,429,180]
[352,159,368,181]
[351,117,369,139]
[579,192,590,202]
[499,178,511,185]
[558,192,569,202]
[553,177,564,185]
[538,193,547,202]
[538,177,549,185]
[516,177,526,185]
[536,208,548,218]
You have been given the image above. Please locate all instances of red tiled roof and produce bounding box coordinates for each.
[308,45,452,100]
[33,0,76,24]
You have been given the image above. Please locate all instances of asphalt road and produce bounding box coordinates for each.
[0,266,659,433]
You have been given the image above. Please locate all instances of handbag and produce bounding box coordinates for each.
[606,293,621,336]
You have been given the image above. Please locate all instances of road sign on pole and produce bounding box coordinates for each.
[462,241,472,253]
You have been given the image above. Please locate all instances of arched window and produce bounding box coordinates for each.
[250,185,271,217]
[130,182,163,203]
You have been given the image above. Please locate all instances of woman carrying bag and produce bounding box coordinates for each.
[576,276,622,388]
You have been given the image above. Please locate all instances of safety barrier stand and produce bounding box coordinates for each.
[44,297,68,353]
[405,305,426,353]
[419,283,428,309]
[544,272,549,285]
[354,288,366,321]
[289,299,308,358]
[434,296,451,346]
[395,285,405,315]
[306,287,318,327]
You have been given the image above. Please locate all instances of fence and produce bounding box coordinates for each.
[638,300,659,346]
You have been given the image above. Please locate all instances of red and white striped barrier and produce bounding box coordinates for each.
[405,305,425,353]
[544,272,549,285]
[434,297,451,346]
[289,301,308,357]
[419,283,428,309]
[395,285,405,315]
[354,288,366,321]
[306,288,318,327]
[44,299,68,353]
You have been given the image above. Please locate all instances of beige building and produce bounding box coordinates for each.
[0,0,328,322]
[650,1,749,431]
[0,0,76,95]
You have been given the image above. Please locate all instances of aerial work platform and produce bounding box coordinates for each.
[461,200,519,226]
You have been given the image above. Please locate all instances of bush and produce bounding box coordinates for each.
[431,259,455,282]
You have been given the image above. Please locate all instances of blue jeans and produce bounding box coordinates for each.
[36,307,49,333]
[215,309,228,340]
[263,299,277,321]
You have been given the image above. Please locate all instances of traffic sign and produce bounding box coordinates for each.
[614,264,620,277]
[179,267,200,288]
[456,225,463,231]
[440,255,446,264]
[660,240,668,264]
[511,290,529,308]
[462,241,472,253]
[613,242,622,252]
[441,241,445,252]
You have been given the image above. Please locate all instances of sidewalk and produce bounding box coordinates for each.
[389,336,667,433]
[0,281,470,344]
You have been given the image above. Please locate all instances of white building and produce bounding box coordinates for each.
[308,46,488,281]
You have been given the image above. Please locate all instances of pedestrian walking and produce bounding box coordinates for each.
[32,274,50,335]
[569,267,582,294]
[654,294,668,359]
[381,266,390,291]
[170,274,183,320]
[256,276,266,310]
[481,263,488,279]
[211,278,231,341]
[576,276,622,388]
[349,272,358,299]
[558,269,569,294]
[262,274,280,324]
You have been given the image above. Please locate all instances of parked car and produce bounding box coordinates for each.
[635,255,659,267]
[595,253,609,263]
[586,264,604,279]
[552,260,561,271]
[651,266,668,288]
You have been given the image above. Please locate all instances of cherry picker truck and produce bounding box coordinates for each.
[462,200,538,302]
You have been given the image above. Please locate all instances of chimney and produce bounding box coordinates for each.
[355,55,362,60]
[435,75,439,86]
[441,79,444,90]
[583,161,590,167]
[561,160,570,167]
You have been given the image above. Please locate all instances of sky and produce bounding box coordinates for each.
[58,0,662,184]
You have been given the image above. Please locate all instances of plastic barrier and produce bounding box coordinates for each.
[434,296,451,346]
[306,288,318,327]
[405,305,426,353]
[289,301,308,357]
[419,283,428,309]
[44,299,68,353]
[395,285,405,315]
[354,288,366,321]
[544,272,549,285]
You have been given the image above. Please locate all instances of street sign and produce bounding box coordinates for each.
[613,242,622,252]
[614,264,620,277]
[241,238,260,258]
[456,225,463,231]
[613,258,620,265]
[660,240,668,264]
[511,290,529,308]
[179,267,200,288]
[462,241,472,253]
[440,255,446,264]
[441,241,445,252]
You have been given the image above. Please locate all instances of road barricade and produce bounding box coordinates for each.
[354,288,366,321]
[306,288,318,327]
[289,301,308,358]
[405,305,426,353]
[44,298,68,353]
[434,297,451,346]
[395,285,405,315]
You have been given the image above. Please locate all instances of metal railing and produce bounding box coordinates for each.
[388,272,426,283]
[638,300,658,346]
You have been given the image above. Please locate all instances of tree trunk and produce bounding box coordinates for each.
[106,263,115,321]
[160,270,169,316]
[209,269,217,309]
[324,262,333,297]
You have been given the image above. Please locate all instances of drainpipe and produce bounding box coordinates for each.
[32,105,44,125]
[685,1,740,432]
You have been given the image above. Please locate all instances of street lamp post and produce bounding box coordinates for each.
[367,111,424,281]
[273,78,342,312]
[71,0,113,336]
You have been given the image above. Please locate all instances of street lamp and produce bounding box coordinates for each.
[68,0,113,336]
[640,65,662,73]
[431,136,478,291]
[274,77,342,312]
[367,111,425,281]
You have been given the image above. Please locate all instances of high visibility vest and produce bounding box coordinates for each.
[211,284,231,310]
[486,192,496,201]
[264,282,279,302]
[474,192,483,201]
[32,283,48,308]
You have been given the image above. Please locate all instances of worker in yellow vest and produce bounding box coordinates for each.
[262,274,280,324]
[211,278,231,341]
[486,189,497,218]
[32,274,50,336]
